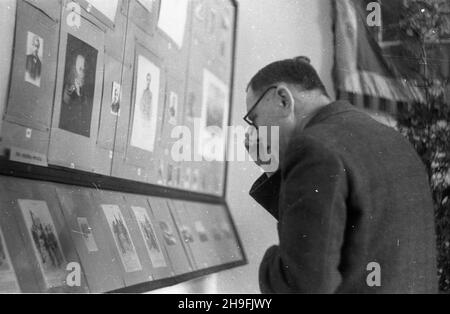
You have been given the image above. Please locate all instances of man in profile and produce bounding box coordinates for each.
[245,56,438,293]
[25,35,42,86]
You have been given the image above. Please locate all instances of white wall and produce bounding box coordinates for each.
[157,0,335,294]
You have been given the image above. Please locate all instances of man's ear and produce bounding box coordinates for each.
[276,85,295,114]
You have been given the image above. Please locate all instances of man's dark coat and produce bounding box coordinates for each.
[251,101,438,293]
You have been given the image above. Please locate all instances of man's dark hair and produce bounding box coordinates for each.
[247,56,328,97]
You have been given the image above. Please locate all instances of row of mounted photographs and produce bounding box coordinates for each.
[0,176,243,293]
[2,0,234,196]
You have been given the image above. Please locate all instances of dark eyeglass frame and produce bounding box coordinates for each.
[243,85,277,128]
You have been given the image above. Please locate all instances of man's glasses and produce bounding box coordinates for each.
[243,85,277,128]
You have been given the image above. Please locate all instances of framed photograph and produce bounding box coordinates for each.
[194,221,209,243]
[158,220,177,246]
[111,81,121,116]
[180,226,195,244]
[0,229,20,293]
[59,34,98,138]
[131,206,167,268]
[157,0,189,48]
[200,69,229,160]
[102,204,142,273]
[24,31,43,87]
[77,217,98,253]
[18,199,66,289]
[130,54,160,152]
[168,91,178,125]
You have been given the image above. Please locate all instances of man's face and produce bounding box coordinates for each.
[32,38,40,55]
[246,86,289,130]
[245,85,294,158]
[75,55,85,85]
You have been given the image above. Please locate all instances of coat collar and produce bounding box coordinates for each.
[304,100,359,129]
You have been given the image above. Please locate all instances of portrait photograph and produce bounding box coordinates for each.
[24,31,43,87]
[158,220,177,246]
[180,225,195,244]
[77,217,98,253]
[194,221,209,243]
[200,69,229,160]
[168,91,178,125]
[18,199,66,289]
[59,34,98,138]
[131,206,167,268]
[157,0,189,48]
[130,54,160,152]
[0,229,20,293]
[102,204,142,273]
[111,81,121,116]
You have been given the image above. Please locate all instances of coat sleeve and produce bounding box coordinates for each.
[259,138,348,293]
[249,171,282,220]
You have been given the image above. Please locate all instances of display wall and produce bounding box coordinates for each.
[0,0,245,293]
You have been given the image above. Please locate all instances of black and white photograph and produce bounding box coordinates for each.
[180,226,195,244]
[59,34,98,138]
[24,31,43,87]
[168,91,178,125]
[102,204,142,273]
[77,217,98,253]
[200,69,229,160]
[2,0,450,297]
[158,220,177,246]
[194,221,209,243]
[18,199,66,289]
[130,54,160,152]
[111,81,121,116]
[131,206,167,268]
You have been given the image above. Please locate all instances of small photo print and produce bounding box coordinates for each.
[102,204,142,273]
[24,31,43,87]
[194,221,209,243]
[180,226,195,244]
[159,220,177,246]
[131,206,167,268]
[212,224,223,241]
[0,229,20,293]
[111,81,121,116]
[157,159,165,185]
[200,69,229,160]
[130,54,160,152]
[77,217,98,253]
[168,91,178,125]
[18,199,66,289]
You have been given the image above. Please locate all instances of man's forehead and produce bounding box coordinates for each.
[246,87,257,104]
